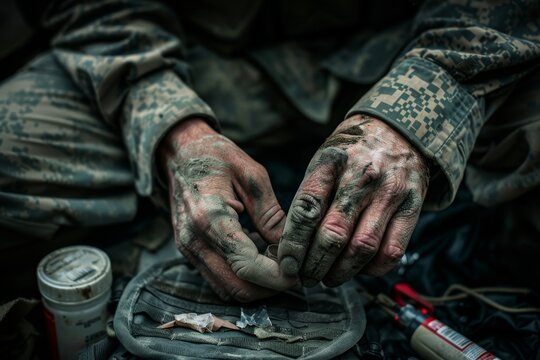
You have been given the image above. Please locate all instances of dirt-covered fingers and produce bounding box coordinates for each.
[321,206,393,286]
[278,147,348,276]
[322,178,423,286]
[299,165,378,287]
[204,209,298,292]
[176,226,278,302]
[173,191,295,300]
[362,190,424,276]
[358,170,428,277]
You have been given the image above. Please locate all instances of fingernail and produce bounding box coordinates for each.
[280,256,299,275]
[264,244,278,261]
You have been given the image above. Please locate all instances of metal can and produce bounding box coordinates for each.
[37,246,112,360]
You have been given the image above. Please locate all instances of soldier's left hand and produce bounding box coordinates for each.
[278,115,429,286]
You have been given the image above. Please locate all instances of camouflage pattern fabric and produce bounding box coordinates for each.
[1,0,539,238]
[347,1,540,208]
[0,53,137,238]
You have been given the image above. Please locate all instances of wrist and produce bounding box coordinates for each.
[158,117,217,175]
[161,117,216,153]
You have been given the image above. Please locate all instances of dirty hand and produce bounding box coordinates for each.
[278,115,429,286]
[160,118,297,302]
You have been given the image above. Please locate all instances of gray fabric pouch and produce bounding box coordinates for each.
[114,258,366,359]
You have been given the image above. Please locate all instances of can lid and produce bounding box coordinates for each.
[37,246,112,303]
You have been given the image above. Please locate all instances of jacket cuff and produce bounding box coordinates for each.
[122,70,217,201]
[346,57,483,210]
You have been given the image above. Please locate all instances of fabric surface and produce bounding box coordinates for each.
[114,258,366,359]
[0,53,137,238]
[0,298,40,360]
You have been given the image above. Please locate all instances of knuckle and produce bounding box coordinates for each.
[383,179,407,199]
[321,146,349,163]
[254,162,269,179]
[291,194,323,222]
[350,233,379,257]
[191,210,209,230]
[396,191,422,217]
[319,220,350,249]
[308,147,348,174]
[398,206,420,218]
[362,165,381,184]
[261,205,285,233]
[319,233,347,251]
[384,245,405,263]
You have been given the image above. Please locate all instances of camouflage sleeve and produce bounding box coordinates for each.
[346,0,540,210]
[43,0,217,200]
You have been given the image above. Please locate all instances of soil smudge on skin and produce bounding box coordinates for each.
[219,233,241,255]
[248,177,263,199]
[397,190,417,214]
[338,125,364,136]
[335,183,364,217]
[182,157,227,180]
[320,122,371,149]
[321,136,358,148]
[307,147,348,174]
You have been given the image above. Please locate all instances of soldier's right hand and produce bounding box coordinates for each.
[159,118,297,302]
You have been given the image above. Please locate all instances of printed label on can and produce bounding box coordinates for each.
[43,306,60,360]
[421,318,500,360]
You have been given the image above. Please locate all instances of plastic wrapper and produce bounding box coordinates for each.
[236,305,273,329]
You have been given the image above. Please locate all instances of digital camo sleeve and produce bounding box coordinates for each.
[43,0,217,199]
[347,0,540,210]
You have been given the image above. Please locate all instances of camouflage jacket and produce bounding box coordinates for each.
[39,0,540,210]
